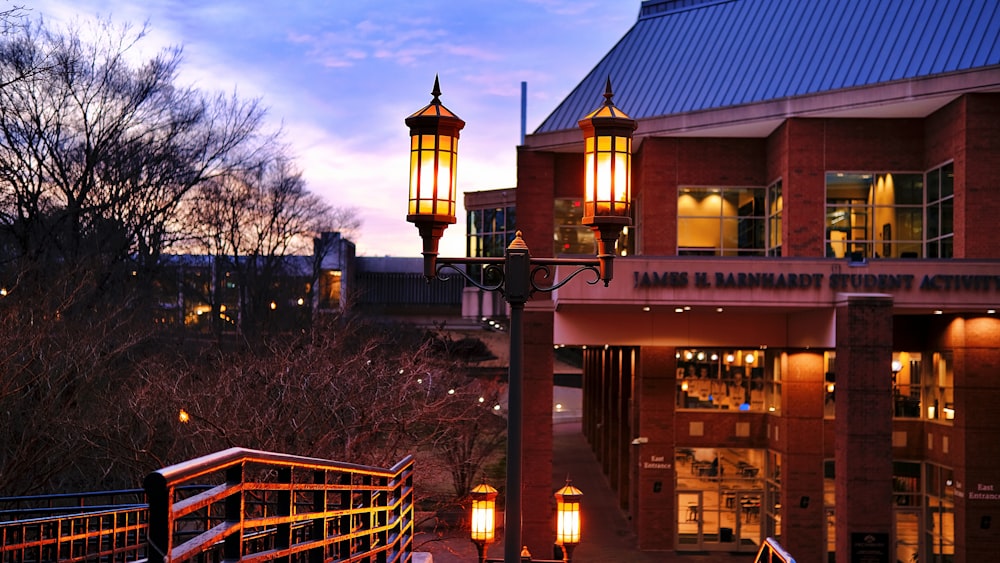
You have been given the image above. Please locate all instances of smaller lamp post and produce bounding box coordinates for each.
[469,481,584,563]
[554,480,583,562]
[470,483,499,563]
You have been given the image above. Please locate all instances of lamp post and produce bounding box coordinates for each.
[554,480,583,562]
[471,483,499,563]
[471,480,583,563]
[406,76,634,563]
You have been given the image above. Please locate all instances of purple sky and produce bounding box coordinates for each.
[30,0,639,257]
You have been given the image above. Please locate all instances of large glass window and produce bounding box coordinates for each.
[678,187,765,256]
[554,197,633,257]
[676,349,768,411]
[824,350,953,422]
[926,162,954,258]
[468,205,516,285]
[467,206,516,259]
[826,172,923,259]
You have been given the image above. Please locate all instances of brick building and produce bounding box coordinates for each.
[511,1,1000,561]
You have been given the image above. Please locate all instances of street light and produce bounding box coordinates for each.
[471,483,499,563]
[554,480,583,562]
[406,76,634,563]
[470,480,583,563]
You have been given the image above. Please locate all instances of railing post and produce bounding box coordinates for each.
[276,466,293,563]
[224,463,244,560]
[310,469,326,563]
[143,472,170,563]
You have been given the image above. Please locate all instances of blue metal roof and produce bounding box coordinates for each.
[537,0,1000,133]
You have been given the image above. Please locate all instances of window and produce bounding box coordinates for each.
[676,349,766,411]
[925,352,954,423]
[467,206,515,259]
[767,180,782,256]
[825,172,923,259]
[892,352,922,418]
[925,463,955,561]
[318,270,342,309]
[554,197,633,257]
[678,187,765,256]
[826,350,953,422]
[926,162,954,258]
[468,205,516,284]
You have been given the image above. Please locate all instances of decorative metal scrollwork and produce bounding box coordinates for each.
[436,260,602,298]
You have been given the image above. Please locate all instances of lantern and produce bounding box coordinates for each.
[405,76,465,278]
[578,77,635,227]
[577,78,635,284]
[469,483,498,545]
[554,480,583,547]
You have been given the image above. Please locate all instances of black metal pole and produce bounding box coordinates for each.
[502,236,530,563]
[505,300,523,563]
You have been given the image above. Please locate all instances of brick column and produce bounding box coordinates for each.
[633,138,678,255]
[631,346,677,551]
[780,350,827,561]
[515,146,557,557]
[521,303,555,558]
[944,316,1000,563]
[617,349,634,510]
[603,347,619,479]
[834,294,893,563]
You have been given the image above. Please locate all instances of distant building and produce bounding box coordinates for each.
[508,1,1000,561]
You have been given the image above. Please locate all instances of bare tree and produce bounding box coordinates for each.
[178,152,340,336]
[0,18,268,288]
[118,314,505,475]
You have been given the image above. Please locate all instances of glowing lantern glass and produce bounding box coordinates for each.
[554,481,583,546]
[405,75,465,225]
[469,483,498,544]
[404,76,466,278]
[578,78,635,228]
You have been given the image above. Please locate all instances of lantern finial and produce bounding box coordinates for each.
[431,74,442,103]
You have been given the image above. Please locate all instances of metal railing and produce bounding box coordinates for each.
[754,537,796,563]
[144,447,414,563]
[0,504,148,562]
[0,449,414,563]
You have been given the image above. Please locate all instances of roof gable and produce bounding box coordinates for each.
[537,0,1000,134]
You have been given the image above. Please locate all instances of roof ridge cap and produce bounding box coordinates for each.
[639,0,738,20]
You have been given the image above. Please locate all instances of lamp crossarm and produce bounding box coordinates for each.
[435,256,603,300]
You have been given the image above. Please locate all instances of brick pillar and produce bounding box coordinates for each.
[618,349,634,510]
[603,347,619,479]
[634,138,678,255]
[631,346,677,551]
[958,94,1000,259]
[521,303,554,557]
[583,348,595,444]
[782,119,826,258]
[515,144,557,557]
[834,294,893,563]
[780,350,827,561]
[946,316,1000,563]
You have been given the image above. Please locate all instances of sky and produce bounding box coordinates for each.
[28,1,640,258]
